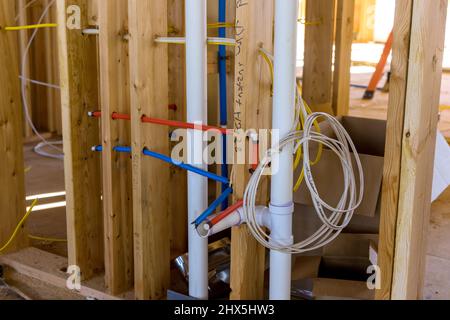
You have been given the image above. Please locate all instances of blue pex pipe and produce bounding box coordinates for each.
[92,145,230,185]
[142,148,230,185]
[219,0,229,209]
[193,187,233,227]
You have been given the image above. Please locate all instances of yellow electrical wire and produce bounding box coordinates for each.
[155,37,237,47]
[3,23,57,31]
[0,199,38,254]
[298,18,322,26]
[258,48,323,192]
[258,49,274,96]
[28,235,67,243]
[207,38,236,47]
[207,22,235,29]
[293,83,323,192]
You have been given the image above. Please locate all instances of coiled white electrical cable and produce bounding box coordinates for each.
[34,141,64,160]
[19,75,61,90]
[19,0,64,160]
[243,91,364,254]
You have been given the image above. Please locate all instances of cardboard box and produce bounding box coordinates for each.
[290,117,450,300]
[294,116,386,218]
[320,233,378,282]
[312,278,374,300]
[291,234,378,300]
[292,116,450,238]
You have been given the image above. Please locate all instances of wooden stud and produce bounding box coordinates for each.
[0,248,134,300]
[332,0,354,116]
[377,0,448,300]
[303,0,336,114]
[30,1,50,132]
[56,0,103,280]
[15,0,33,138]
[0,0,27,253]
[167,0,188,258]
[128,0,171,300]
[230,0,273,300]
[391,0,448,300]
[98,0,134,295]
[376,0,413,300]
[43,0,58,133]
[87,0,99,27]
[354,0,376,42]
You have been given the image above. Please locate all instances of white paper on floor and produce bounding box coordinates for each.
[432,131,450,202]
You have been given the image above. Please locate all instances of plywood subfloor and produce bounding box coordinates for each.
[23,142,67,257]
[350,71,450,138]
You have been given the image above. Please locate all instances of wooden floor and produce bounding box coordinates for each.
[24,143,67,258]
[350,70,450,138]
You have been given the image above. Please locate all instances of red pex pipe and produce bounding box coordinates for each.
[142,116,228,135]
[90,111,228,135]
[210,200,244,226]
[112,112,131,120]
[251,141,259,171]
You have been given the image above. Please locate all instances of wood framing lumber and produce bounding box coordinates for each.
[167,0,188,258]
[303,0,336,114]
[98,0,134,295]
[354,0,376,42]
[230,0,273,300]
[56,0,103,280]
[332,0,355,116]
[44,0,62,134]
[0,248,134,300]
[15,0,33,138]
[29,1,50,132]
[128,0,171,300]
[0,0,28,253]
[377,0,448,300]
[391,0,448,300]
[376,0,413,300]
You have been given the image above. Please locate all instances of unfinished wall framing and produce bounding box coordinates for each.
[0,0,448,301]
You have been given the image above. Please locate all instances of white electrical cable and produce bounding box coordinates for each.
[19,0,64,160]
[82,28,99,35]
[155,36,237,46]
[207,37,236,46]
[34,141,64,160]
[242,89,364,254]
[19,76,61,90]
[14,0,40,22]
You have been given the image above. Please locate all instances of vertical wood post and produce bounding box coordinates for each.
[167,0,188,258]
[128,0,171,300]
[16,0,33,138]
[377,0,448,300]
[303,0,336,114]
[0,0,27,253]
[56,0,103,279]
[98,0,134,295]
[230,0,274,300]
[332,0,354,116]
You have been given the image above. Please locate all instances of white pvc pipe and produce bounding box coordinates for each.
[197,206,271,238]
[270,0,299,300]
[185,0,209,300]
